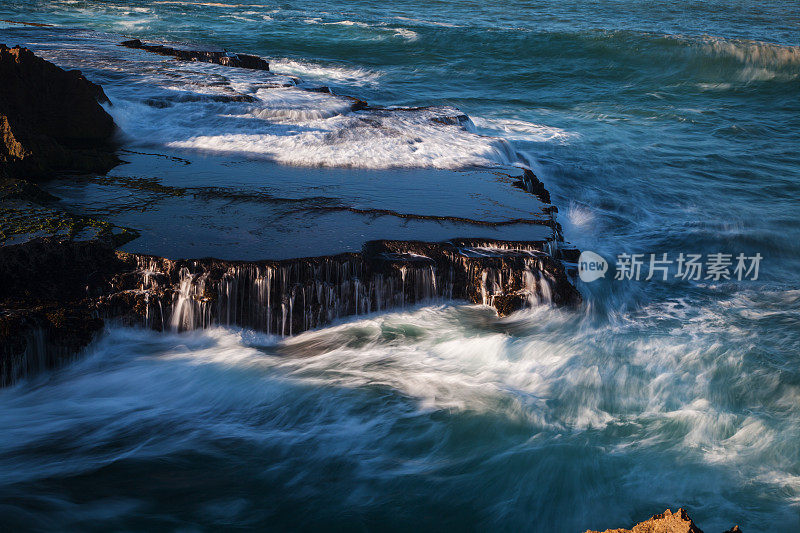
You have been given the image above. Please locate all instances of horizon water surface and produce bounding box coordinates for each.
[1,1,799,531]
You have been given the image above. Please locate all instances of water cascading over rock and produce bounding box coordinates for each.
[0,40,582,386]
[100,239,580,336]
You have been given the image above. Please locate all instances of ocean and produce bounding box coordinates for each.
[0,1,799,530]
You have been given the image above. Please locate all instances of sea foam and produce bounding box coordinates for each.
[100,56,516,169]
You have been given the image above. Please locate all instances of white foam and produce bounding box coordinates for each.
[99,55,514,169]
[697,82,733,91]
[110,16,155,30]
[247,87,354,120]
[22,31,513,170]
[0,279,798,517]
[471,116,576,143]
[269,57,382,86]
[152,1,267,7]
[391,28,419,41]
[165,109,516,169]
[566,202,596,229]
[324,20,371,28]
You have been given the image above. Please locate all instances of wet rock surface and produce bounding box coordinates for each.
[121,38,269,71]
[47,152,560,260]
[0,44,118,179]
[585,508,742,533]
[0,177,138,245]
[0,39,582,386]
[0,233,579,384]
[103,237,579,335]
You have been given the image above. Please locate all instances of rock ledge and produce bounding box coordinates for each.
[121,38,269,70]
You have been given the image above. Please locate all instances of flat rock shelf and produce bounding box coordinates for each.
[45,150,560,260]
[0,23,581,386]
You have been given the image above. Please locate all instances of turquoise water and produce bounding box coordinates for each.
[1,1,799,531]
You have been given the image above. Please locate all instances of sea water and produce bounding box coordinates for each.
[0,1,798,530]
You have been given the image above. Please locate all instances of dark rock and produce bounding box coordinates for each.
[559,246,581,263]
[0,233,133,385]
[0,235,123,385]
[236,53,271,70]
[0,44,118,179]
[522,168,551,204]
[120,39,269,71]
[430,114,470,126]
[144,92,258,108]
[0,177,58,203]
[347,96,369,111]
[101,237,579,336]
[0,235,123,303]
[306,86,332,94]
[0,19,54,28]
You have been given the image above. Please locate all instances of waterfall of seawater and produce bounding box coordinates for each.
[126,248,560,337]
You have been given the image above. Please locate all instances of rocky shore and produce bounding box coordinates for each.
[0,27,753,532]
[1,221,579,384]
[0,42,581,386]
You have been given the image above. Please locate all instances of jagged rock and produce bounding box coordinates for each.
[0,44,118,179]
[102,237,579,335]
[0,19,53,28]
[584,508,742,533]
[345,95,369,111]
[521,168,551,204]
[120,39,269,71]
[0,232,579,384]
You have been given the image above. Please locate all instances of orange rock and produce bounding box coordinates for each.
[584,508,741,533]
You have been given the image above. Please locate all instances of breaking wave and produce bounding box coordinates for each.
[17,29,517,170]
[0,291,798,529]
[268,57,382,86]
[471,117,577,144]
